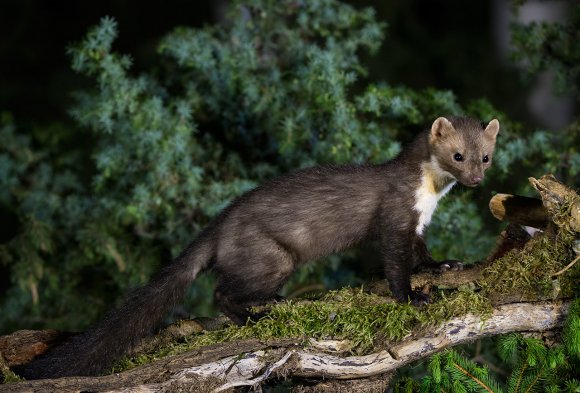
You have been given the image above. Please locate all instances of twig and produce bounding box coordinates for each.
[452,362,494,393]
[553,255,580,277]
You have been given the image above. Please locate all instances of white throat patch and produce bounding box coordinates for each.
[414,158,456,235]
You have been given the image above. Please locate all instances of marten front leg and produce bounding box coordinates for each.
[382,230,429,305]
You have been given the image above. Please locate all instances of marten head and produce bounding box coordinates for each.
[428,116,500,187]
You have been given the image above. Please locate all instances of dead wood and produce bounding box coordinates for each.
[0,330,74,367]
[489,193,549,228]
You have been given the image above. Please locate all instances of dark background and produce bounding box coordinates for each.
[0,0,536,130]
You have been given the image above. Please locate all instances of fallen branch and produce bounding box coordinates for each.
[2,301,569,393]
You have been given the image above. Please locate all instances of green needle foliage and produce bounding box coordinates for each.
[511,4,580,99]
[421,350,505,393]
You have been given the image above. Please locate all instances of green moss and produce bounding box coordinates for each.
[1,364,23,384]
[480,187,579,300]
[253,290,424,350]
[424,290,492,323]
[480,230,577,300]
[112,287,496,373]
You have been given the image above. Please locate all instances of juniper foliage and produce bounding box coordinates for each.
[511,3,580,99]
[510,1,580,185]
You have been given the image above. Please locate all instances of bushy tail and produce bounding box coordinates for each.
[16,231,214,379]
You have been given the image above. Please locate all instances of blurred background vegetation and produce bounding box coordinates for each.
[0,0,578,385]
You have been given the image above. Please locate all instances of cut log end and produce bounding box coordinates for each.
[489,193,549,228]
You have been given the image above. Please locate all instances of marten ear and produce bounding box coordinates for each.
[430,117,455,143]
[484,119,500,141]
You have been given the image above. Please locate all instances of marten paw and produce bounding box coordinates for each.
[439,260,464,272]
[417,260,464,274]
[410,291,431,306]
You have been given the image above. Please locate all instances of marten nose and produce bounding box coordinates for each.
[471,176,482,184]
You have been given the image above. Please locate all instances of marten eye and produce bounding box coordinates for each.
[453,153,464,162]
[483,155,489,163]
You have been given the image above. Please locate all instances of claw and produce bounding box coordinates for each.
[411,291,431,306]
[440,260,464,272]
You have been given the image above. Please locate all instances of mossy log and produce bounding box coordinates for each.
[0,301,570,393]
[1,174,578,392]
[488,174,580,233]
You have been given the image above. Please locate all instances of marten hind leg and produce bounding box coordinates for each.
[214,238,296,325]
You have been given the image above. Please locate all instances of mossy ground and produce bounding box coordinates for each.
[9,210,575,381]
